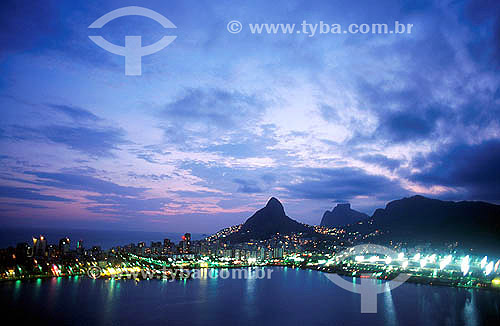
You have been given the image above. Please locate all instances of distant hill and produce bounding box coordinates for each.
[320,203,369,228]
[358,195,500,250]
[228,197,312,243]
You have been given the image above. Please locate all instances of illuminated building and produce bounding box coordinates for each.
[272,247,284,259]
[76,240,84,255]
[59,237,71,255]
[179,233,191,254]
[32,235,47,257]
[258,247,266,261]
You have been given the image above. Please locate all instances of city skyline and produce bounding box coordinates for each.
[1,0,500,234]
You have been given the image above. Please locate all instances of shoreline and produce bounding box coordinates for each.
[2,264,499,293]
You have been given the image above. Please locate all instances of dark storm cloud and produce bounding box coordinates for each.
[1,0,500,230]
[0,0,57,54]
[161,88,262,127]
[1,99,129,158]
[41,126,129,157]
[349,69,450,145]
[25,171,148,196]
[233,178,263,194]
[48,104,101,122]
[341,4,500,147]
[6,124,129,158]
[158,88,266,147]
[0,0,124,69]
[359,154,401,171]
[377,109,441,143]
[0,185,72,202]
[285,167,408,201]
[463,0,500,68]
[411,140,500,200]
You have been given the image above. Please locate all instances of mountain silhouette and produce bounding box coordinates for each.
[359,195,500,250]
[229,197,311,242]
[320,203,369,228]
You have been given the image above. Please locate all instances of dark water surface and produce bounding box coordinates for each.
[1,268,499,325]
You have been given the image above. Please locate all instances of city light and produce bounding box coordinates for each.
[355,256,364,262]
[485,262,494,276]
[429,254,436,263]
[3,229,500,293]
[461,255,470,276]
[439,255,452,270]
[480,256,487,269]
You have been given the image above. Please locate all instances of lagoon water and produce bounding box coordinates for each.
[1,268,499,325]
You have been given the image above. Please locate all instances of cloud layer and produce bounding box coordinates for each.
[0,0,499,232]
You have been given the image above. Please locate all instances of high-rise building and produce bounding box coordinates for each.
[59,237,70,255]
[48,244,57,258]
[91,246,102,257]
[223,249,232,258]
[272,247,284,259]
[151,241,162,254]
[32,235,47,257]
[258,247,266,261]
[15,242,30,261]
[162,238,174,255]
[76,240,84,255]
[181,233,191,253]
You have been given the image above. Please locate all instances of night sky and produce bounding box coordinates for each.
[1,0,499,233]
